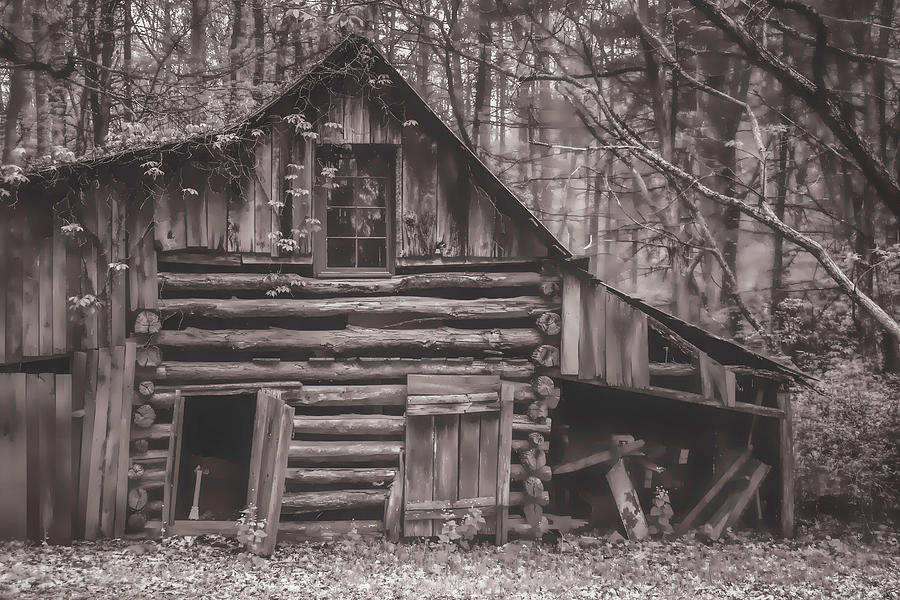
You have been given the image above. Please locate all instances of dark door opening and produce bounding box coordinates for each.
[174,395,256,521]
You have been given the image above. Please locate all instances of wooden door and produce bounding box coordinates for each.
[165,388,292,554]
[403,375,513,544]
[246,389,293,555]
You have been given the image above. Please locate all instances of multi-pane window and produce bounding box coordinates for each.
[315,145,393,274]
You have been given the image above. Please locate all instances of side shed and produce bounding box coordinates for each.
[0,35,801,548]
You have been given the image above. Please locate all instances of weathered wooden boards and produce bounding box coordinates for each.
[559,269,750,410]
[246,389,293,555]
[75,344,137,540]
[403,375,514,544]
[0,202,129,363]
[0,373,70,541]
[559,272,649,388]
[0,361,135,543]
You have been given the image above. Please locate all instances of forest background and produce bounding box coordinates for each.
[0,0,897,526]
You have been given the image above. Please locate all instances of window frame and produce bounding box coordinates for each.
[312,143,397,278]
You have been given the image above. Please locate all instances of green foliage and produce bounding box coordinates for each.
[437,507,485,549]
[772,297,859,370]
[794,359,900,522]
[235,503,269,560]
[647,487,675,536]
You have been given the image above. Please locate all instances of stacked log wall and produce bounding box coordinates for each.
[137,262,563,540]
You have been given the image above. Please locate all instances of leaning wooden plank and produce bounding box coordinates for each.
[100,346,125,537]
[673,448,752,535]
[705,461,771,540]
[84,349,112,539]
[292,414,405,436]
[0,374,28,538]
[554,440,646,475]
[157,271,552,294]
[285,467,397,486]
[156,326,543,355]
[114,342,137,537]
[159,296,559,320]
[37,374,57,541]
[163,392,183,527]
[495,383,514,544]
[24,374,44,539]
[606,459,649,540]
[281,489,389,513]
[52,375,73,544]
[260,404,293,555]
[289,441,402,462]
[559,272,581,375]
[246,391,271,510]
[156,359,534,384]
[75,351,97,538]
[404,414,435,537]
[278,520,383,543]
[384,452,404,542]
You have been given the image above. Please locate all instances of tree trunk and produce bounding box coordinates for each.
[2,0,27,163]
[251,0,265,101]
[471,0,493,153]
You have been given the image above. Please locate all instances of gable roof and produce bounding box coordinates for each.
[23,34,569,259]
[249,34,570,258]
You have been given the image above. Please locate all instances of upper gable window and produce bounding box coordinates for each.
[313,144,395,276]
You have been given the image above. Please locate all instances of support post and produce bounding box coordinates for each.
[776,387,794,538]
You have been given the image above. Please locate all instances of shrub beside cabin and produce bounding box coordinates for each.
[0,36,801,550]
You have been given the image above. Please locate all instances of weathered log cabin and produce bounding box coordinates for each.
[0,35,803,550]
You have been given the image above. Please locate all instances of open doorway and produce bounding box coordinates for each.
[173,395,256,522]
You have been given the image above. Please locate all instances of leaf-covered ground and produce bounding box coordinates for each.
[1,527,897,600]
